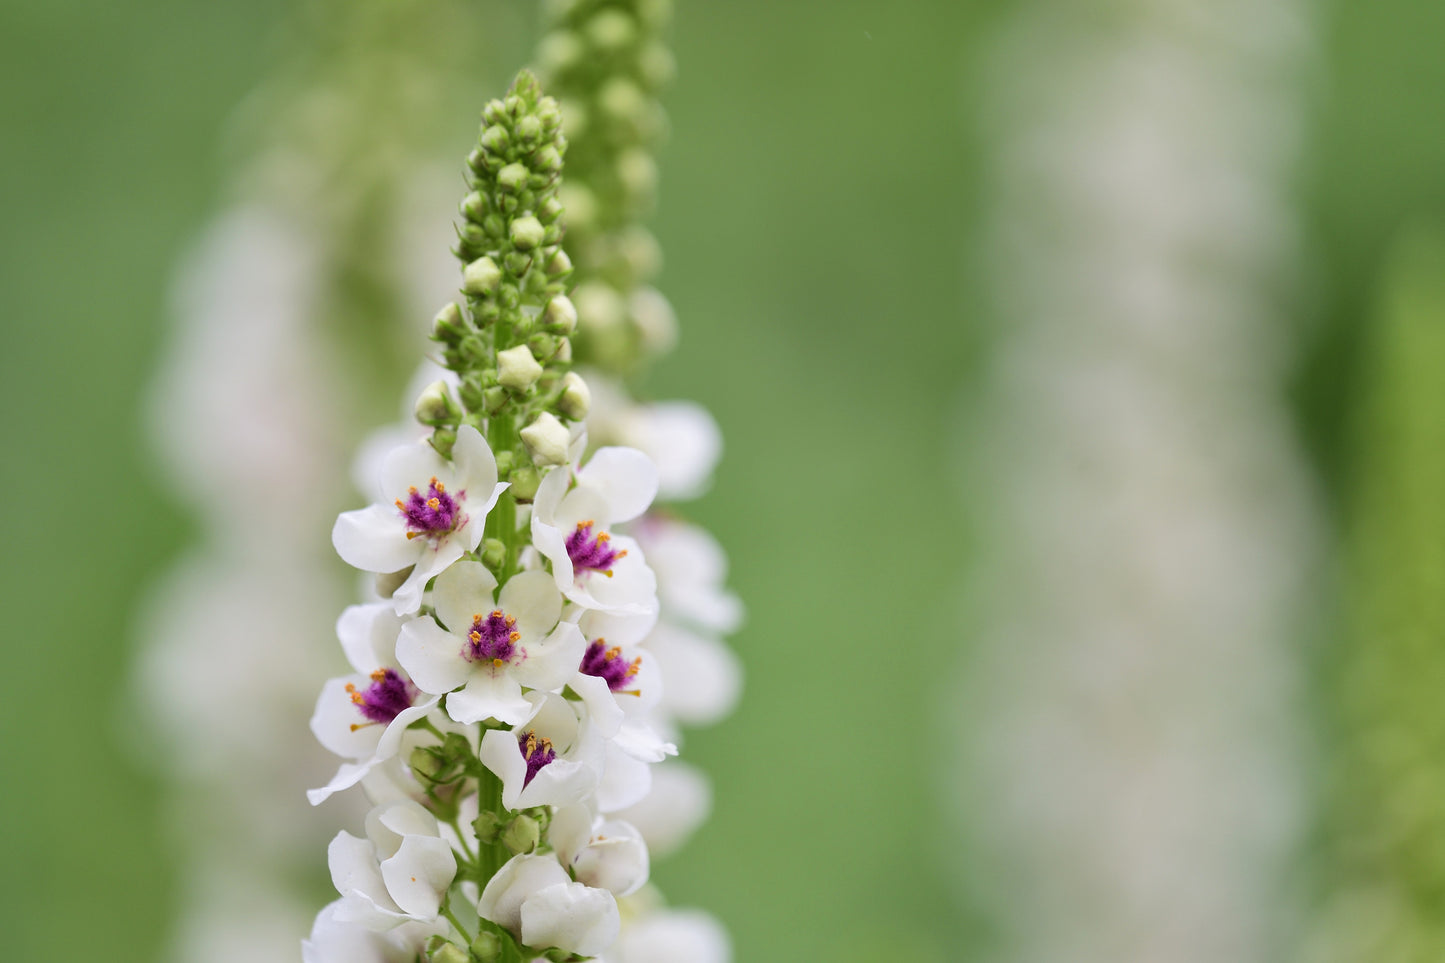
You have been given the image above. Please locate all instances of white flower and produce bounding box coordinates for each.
[531,447,659,615]
[551,805,650,897]
[610,760,713,859]
[309,603,440,805]
[396,561,585,726]
[303,899,444,963]
[477,692,603,811]
[609,905,731,963]
[582,373,721,501]
[477,854,620,957]
[333,424,507,615]
[328,799,457,929]
[569,634,662,738]
[643,621,742,730]
[630,516,742,634]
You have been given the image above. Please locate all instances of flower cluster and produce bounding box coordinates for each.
[305,69,737,963]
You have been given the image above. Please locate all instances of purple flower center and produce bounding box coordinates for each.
[566,520,626,576]
[580,639,642,693]
[462,609,519,667]
[346,669,416,727]
[395,476,463,538]
[519,730,556,787]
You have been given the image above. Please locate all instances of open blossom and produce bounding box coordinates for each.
[477,691,605,811]
[478,853,620,957]
[396,560,585,725]
[582,371,722,501]
[309,602,439,804]
[333,424,507,615]
[328,799,457,929]
[531,446,659,615]
[551,804,651,897]
[303,900,444,963]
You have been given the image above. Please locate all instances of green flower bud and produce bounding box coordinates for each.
[554,336,573,364]
[473,810,504,845]
[480,124,510,156]
[574,280,627,331]
[429,427,458,459]
[538,31,584,75]
[470,930,503,963]
[599,78,646,126]
[534,145,563,175]
[467,147,487,173]
[463,257,502,296]
[502,813,541,855]
[427,942,471,963]
[528,333,558,362]
[510,466,541,502]
[538,196,565,225]
[503,251,534,277]
[494,450,515,477]
[432,302,465,341]
[483,386,508,413]
[545,248,574,279]
[632,286,678,355]
[510,216,545,251]
[410,745,444,782]
[497,345,544,391]
[414,380,461,427]
[521,412,571,467]
[618,148,658,204]
[542,295,577,334]
[516,114,543,145]
[587,9,636,51]
[558,183,596,233]
[639,42,677,89]
[558,371,591,420]
[498,162,529,194]
[537,96,563,131]
[482,538,506,571]
[461,190,488,221]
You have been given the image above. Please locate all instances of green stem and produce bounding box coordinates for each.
[475,762,510,884]
[441,895,473,944]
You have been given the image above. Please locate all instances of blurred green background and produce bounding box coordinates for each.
[2,0,1445,960]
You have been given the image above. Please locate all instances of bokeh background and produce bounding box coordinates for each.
[3,0,1445,960]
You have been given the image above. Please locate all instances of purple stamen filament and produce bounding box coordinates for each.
[396,476,463,539]
[347,669,416,729]
[580,639,642,694]
[566,520,626,577]
[463,609,519,667]
[519,730,556,787]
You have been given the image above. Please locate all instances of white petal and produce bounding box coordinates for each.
[447,672,531,726]
[576,446,658,524]
[380,835,456,919]
[514,621,587,692]
[375,798,439,840]
[613,720,676,764]
[458,481,509,553]
[308,760,370,807]
[572,821,649,897]
[328,832,398,917]
[499,568,563,641]
[395,618,472,695]
[569,673,624,738]
[531,462,570,525]
[635,401,721,501]
[337,602,406,674]
[548,803,595,868]
[648,623,743,726]
[596,742,652,812]
[478,728,529,810]
[517,756,596,811]
[333,505,417,575]
[520,881,619,957]
[573,537,657,614]
[391,538,465,615]
[615,908,731,963]
[380,439,448,500]
[611,761,712,858]
[578,602,657,647]
[311,676,385,760]
[477,854,570,934]
[451,424,499,500]
[432,559,498,634]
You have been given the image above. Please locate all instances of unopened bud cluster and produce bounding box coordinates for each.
[539,0,677,373]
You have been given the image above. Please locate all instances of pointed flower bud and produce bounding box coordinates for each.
[414,380,462,427]
[542,295,577,334]
[558,372,591,420]
[510,216,545,252]
[521,412,571,467]
[497,344,544,391]
[464,257,503,296]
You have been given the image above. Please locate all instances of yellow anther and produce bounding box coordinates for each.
[509,631,520,643]
[394,499,405,510]
[492,658,504,668]
[434,481,446,493]
[408,485,419,495]
[469,630,482,643]
[428,476,440,487]
[369,669,387,681]
[491,609,504,618]
[426,497,440,510]
[597,532,610,543]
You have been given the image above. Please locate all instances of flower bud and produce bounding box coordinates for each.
[470,931,503,963]
[481,124,510,155]
[414,380,461,426]
[494,450,515,476]
[510,466,540,502]
[502,813,542,855]
[497,345,543,391]
[537,96,563,131]
[542,295,577,334]
[515,114,543,145]
[537,31,583,75]
[554,336,573,363]
[498,162,529,194]
[558,371,591,420]
[429,427,457,459]
[545,248,574,279]
[482,538,506,571]
[483,386,508,414]
[426,941,471,963]
[473,810,504,844]
[461,190,488,221]
[538,195,564,224]
[510,216,545,251]
[463,257,502,296]
[574,281,626,331]
[521,412,571,467]
[528,333,558,362]
[631,286,678,355]
[558,183,597,232]
[618,148,658,204]
[587,9,636,50]
[432,302,465,341]
[534,145,563,174]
